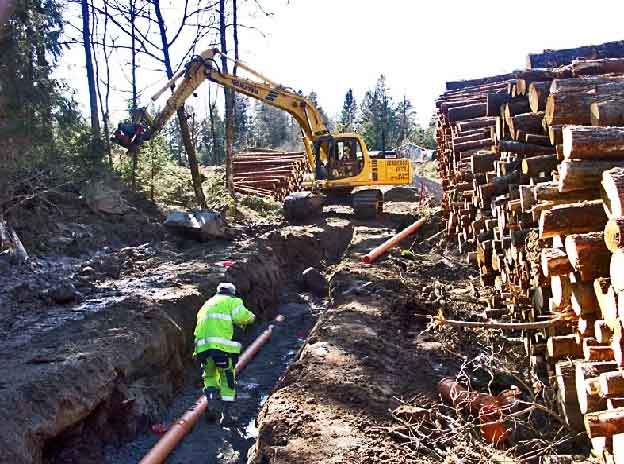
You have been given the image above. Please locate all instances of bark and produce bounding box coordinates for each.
[524,133,551,146]
[585,406,624,438]
[527,41,624,69]
[595,320,614,344]
[153,0,207,209]
[565,232,611,281]
[452,137,493,153]
[538,200,607,239]
[470,152,499,174]
[571,283,600,318]
[545,83,624,125]
[563,126,624,160]
[559,160,624,193]
[0,219,28,263]
[81,0,100,135]
[547,335,582,360]
[573,58,624,76]
[486,91,511,117]
[528,81,550,112]
[507,112,545,140]
[456,117,496,132]
[208,86,219,165]
[499,140,554,156]
[551,275,572,307]
[602,167,624,217]
[533,181,599,202]
[541,248,572,277]
[521,154,558,176]
[218,0,235,195]
[604,218,624,253]
[502,98,530,119]
[591,98,624,126]
[447,102,487,123]
[555,360,585,431]
[549,125,563,145]
[445,72,519,91]
[576,361,617,415]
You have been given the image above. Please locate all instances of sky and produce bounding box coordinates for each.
[58,0,624,127]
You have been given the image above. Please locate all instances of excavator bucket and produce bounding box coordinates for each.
[283,192,325,222]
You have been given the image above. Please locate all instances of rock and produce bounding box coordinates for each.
[45,281,81,304]
[301,267,328,296]
[164,210,227,241]
[81,181,132,215]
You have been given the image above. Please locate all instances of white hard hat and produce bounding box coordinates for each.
[217,283,236,295]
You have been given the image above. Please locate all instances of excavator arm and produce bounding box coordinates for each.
[114,48,330,173]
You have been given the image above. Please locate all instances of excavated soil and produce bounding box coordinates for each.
[248,208,493,464]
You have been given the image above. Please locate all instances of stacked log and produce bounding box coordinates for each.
[437,40,624,463]
[232,151,307,201]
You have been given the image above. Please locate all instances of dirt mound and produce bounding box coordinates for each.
[9,174,165,257]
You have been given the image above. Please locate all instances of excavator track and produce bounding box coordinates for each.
[283,191,325,222]
[352,189,383,219]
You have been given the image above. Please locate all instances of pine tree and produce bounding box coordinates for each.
[338,89,357,132]
[359,75,399,151]
[233,94,250,151]
[396,95,415,146]
[306,91,334,132]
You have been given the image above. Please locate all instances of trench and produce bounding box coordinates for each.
[37,218,354,464]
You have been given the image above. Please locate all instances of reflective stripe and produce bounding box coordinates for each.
[231,304,245,318]
[196,337,241,350]
[220,395,235,402]
[200,312,232,322]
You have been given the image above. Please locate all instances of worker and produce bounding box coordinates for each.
[194,282,256,424]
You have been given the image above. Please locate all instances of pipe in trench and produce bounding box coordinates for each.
[362,215,428,264]
[138,321,279,464]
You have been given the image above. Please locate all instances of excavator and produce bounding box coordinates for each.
[112,48,413,218]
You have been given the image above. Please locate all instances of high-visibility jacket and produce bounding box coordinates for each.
[194,294,256,355]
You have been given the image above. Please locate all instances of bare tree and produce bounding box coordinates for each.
[81,0,101,136]
[153,0,207,209]
[219,0,234,195]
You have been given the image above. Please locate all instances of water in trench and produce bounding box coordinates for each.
[105,300,320,464]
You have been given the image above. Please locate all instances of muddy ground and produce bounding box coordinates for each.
[0,180,572,464]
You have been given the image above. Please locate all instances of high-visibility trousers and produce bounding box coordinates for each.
[197,350,237,402]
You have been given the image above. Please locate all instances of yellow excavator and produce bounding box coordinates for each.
[113,48,413,218]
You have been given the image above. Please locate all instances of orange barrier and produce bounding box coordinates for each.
[139,322,278,464]
[362,216,428,264]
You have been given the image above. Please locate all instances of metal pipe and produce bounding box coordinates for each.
[139,322,278,464]
[362,216,428,264]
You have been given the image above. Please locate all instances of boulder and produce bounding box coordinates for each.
[81,181,132,215]
[301,267,329,296]
[164,209,227,241]
[43,281,81,304]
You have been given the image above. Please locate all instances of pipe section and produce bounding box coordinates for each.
[362,216,428,264]
[139,323,278,464]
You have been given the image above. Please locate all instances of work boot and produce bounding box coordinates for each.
[204,388,222,423]
[219,403,239,428]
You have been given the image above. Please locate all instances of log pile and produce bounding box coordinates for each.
[232,150,307,201]
[436,39,624,462]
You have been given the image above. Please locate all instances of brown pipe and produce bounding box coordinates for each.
[139,323,277,464]
[362,216,428,264]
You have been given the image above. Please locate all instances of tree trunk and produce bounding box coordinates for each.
[602,167,624,218]
[528,81,550,112]
[153,0,207,209]
[456,117,496,132]
[573,57,624,76]
[559,160,624,193]
[507,112,545,140]
[81,0,100,135]
[539,200,607,239]
[585,406,624,438]
[208,86,219,165]
[470,152,499,173]
[576,361,617,415]
[533,181,600,202]
[565,232,611,281]
[499,140,554,156]
[572,281,600,316]
[555,360,585,431]
[563,126,624,160]
[0,218,28,264]
[594,278,618,323]
[547,334,582,360]
[591,98,624,126]
[521,154,558,176]
[447,102,487,123]
[611,249,624,292]
[219,0,235,196]
[545,82,624,125]
[541,247,572,277]
[549,125,563,145]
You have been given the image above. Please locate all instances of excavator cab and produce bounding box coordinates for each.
[327,137,365,180]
